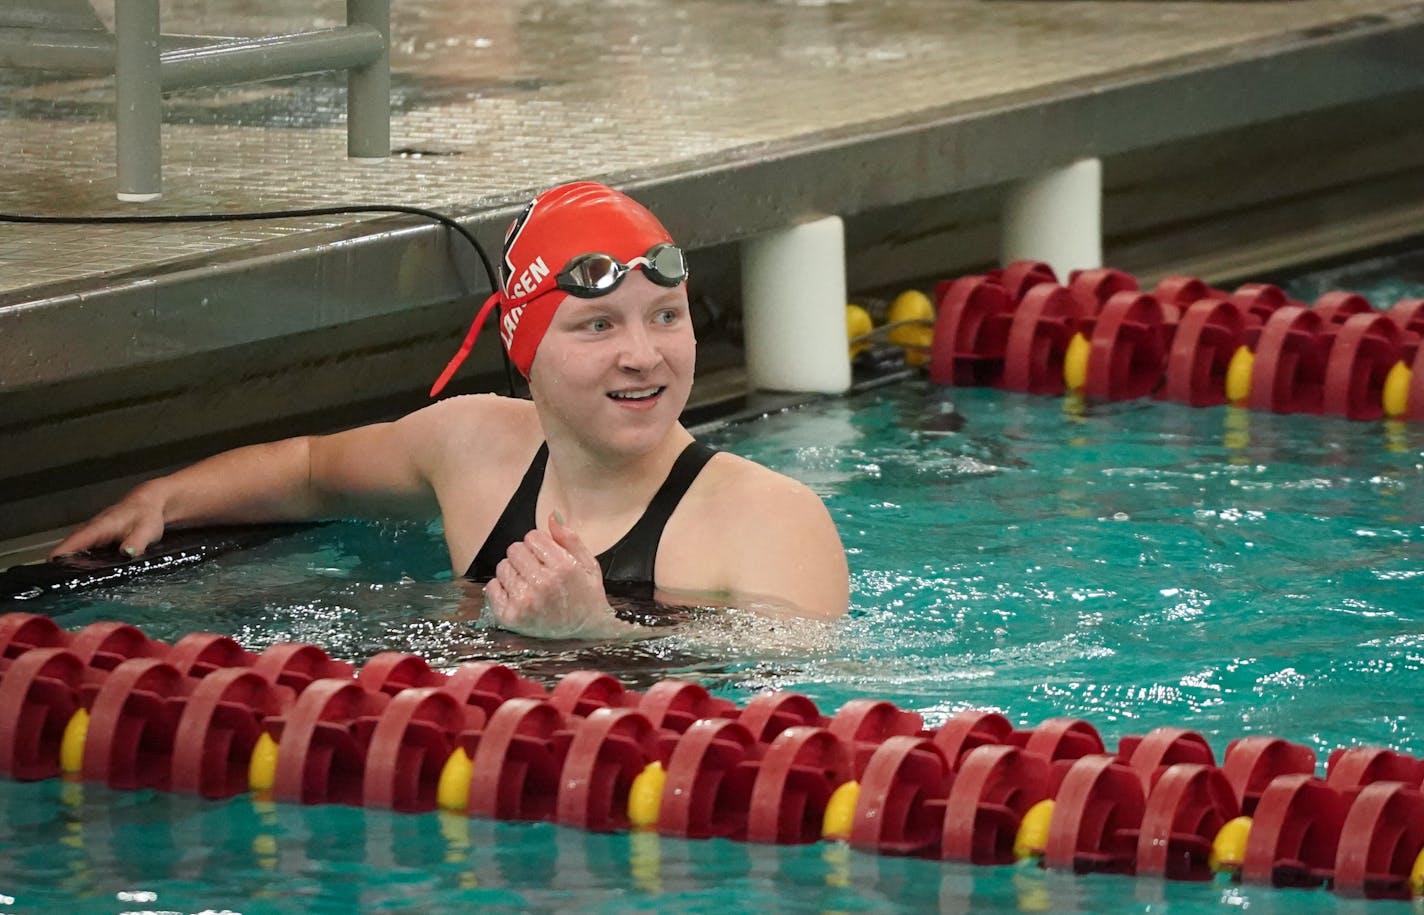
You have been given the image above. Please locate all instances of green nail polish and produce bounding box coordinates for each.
[554,511,565,525]
[123,545,138,557]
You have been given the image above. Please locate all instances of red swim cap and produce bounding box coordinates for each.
[430,181,675,395]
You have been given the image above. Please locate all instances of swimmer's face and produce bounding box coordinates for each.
[527,270,695,454]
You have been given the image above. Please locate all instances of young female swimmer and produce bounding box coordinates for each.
[54,182,850,638]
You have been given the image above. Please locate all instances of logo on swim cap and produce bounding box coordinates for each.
[501,198,540,297]
[505,258,549,300]
[429,181,678,395]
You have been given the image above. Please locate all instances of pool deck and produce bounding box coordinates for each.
[4,0,1424,545]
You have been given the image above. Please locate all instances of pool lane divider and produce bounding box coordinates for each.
[1,613,1423,901]
[921,260,1424,420]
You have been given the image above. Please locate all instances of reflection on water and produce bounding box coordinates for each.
[3,377,1422,914]
[0,775,1364,915]
[446,606,841,690]
[8,380,1422,761]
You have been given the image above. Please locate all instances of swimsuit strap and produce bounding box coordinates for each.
[466,443,548,581]
[597,440,718,590]
[465,440,718,599]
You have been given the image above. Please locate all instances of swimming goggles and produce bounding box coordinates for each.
[555,243,688,298]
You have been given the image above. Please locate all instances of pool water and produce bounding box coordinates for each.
[2,375,1423,910]
[1270,239,1424,311]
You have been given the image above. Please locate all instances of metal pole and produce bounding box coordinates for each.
[115,0,162,201]
[0,27,115,72]
[159,28,384,92]
[345,0,390,161]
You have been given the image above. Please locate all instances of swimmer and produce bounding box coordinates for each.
[53,182,850,638]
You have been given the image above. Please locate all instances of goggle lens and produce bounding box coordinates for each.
[573,257,621,291]
[647,244,687,286]
[557,244,687,298]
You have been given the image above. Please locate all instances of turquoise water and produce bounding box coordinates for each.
[1274,241,1424,310]
[2,380,1423,912]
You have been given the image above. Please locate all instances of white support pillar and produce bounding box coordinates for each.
[1002,157,1103,279]
[740,215,851,394]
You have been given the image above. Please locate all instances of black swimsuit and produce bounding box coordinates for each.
[465,440,718,601]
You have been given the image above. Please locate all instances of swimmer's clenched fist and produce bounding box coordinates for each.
[50,181,850,635]
[482,513,634,639]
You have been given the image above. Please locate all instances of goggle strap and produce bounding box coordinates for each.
[429,290,503,397]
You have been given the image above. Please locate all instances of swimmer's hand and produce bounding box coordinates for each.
[50,482,169,560]
[484,513,637,639]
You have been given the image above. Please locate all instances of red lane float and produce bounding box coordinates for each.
[926,261,1423,421]
[1335,782,1424,899]
[249,643,354,693]
[557,707,660,832]
[267,678,388,805]
[736,690,826,743]
[0,613,67,659]
[167,633,256,678]
[1323,314,1402,420]
[443,661,549,714]
[363,686,484,812]
[1068,267,1138,316]
[1,613,1423,905]
[170,667,288,798]
[1243,774,1347,888]
[940,744,1050,864]
[639,679,737,734]
[1136,763,1238,881]
[1328,746,1424,796]
[850,735,951,857]
[1082,292,1170,402]
[1118,727,1215,791]
[746,726,851,844]
[1222,736,1316,816]
[928,278,1015,388]
[1045,755,1145,875]
[828,698,924,776]
[0,647,86,780]
[1162,298,1246,407]
[80,657,186,790]
[1155,275,1221,312]
[467,697,568,821]
[932,709,1014,766]
[0,615,169,672]
[658,717,760,840]
[1000,284,1078,396]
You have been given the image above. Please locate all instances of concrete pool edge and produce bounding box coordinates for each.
[7,4,1424,541]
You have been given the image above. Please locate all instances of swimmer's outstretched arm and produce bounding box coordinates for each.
[51,436,318,558]
[50,407,450,559]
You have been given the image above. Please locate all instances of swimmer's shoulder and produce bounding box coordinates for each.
[672,448,848,616]
[397,393,542,472]
[690,450,830,528]
[401,392,536,435]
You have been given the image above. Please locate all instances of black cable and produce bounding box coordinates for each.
[0,204,517,394]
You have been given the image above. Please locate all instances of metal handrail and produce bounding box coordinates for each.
[0,0,391,200]
[161,26,385,92]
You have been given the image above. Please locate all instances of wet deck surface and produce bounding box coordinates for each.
[3,0,1422,299]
